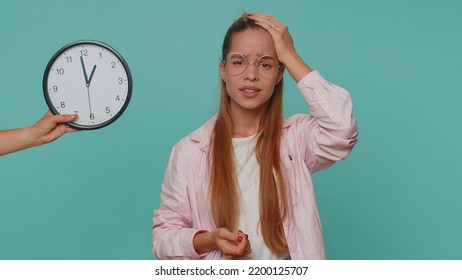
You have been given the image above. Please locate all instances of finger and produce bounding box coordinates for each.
[48,114,78,124]
[250,18,284,37]
[64,125,80,133]
[222,241,251,259]
[243,234,251,254]
[224,254,238,260]
[234,234,248,254]
[248,14,283,29]
[222,242,248,259]
[221,237,247,256]
[248,13,277,21]
[217,228,240,243]
[236,230,248,244]
[243,247,252,256]
[253,20,277,33]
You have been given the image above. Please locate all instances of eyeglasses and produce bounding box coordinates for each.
[223,52,281,78]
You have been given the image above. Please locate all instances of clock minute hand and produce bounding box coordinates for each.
[80,56,89,85]
[87,65,97,85]
[86,86,93,115]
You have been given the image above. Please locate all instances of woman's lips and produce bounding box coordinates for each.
[239,86,261,98]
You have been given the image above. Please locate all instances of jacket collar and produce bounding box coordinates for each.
[189,115,217,153]
[282,116,295,128]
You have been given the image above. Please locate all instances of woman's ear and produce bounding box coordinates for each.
[220,62,226,82]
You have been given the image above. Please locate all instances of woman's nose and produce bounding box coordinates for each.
[244,63,259,81]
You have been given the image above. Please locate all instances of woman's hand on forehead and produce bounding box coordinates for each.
[246,13,295,64]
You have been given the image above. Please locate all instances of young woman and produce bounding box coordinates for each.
[0,111,78,156]
[153,13,358,260]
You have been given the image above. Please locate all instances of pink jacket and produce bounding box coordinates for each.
[152,71,358,260]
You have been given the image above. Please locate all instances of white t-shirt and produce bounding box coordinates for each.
[229,134,283,260]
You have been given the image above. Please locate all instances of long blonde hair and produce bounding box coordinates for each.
[209,15,288,255]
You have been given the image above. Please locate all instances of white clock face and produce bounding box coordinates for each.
[44,41,131,129]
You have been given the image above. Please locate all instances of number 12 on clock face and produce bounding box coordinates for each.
[43,40,132,130]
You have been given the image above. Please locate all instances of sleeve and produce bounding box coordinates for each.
[152,141,205,259]
[295,70,358,173]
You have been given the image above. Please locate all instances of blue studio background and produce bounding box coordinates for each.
[1,0,461,259]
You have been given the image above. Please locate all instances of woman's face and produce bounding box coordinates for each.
[220,28,283,115]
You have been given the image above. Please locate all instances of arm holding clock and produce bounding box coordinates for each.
[0,111,78,156]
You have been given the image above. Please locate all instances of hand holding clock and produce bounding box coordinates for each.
[27,111,79,145]
[0,111,78,156]
[1,41,131,155]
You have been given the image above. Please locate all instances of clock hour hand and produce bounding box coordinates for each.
[87,65,97,85]
[80,56,89,86]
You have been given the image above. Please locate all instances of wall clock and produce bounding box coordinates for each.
[43,40,132,129]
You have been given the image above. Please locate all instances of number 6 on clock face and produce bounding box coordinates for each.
[43,40,132,130]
